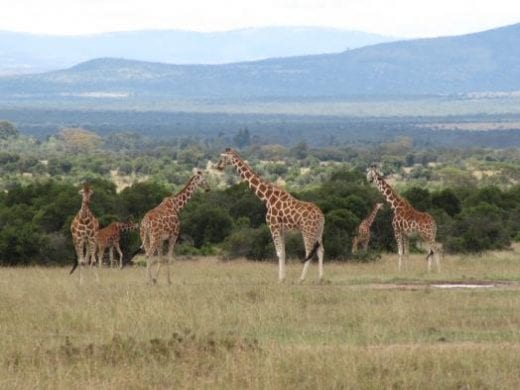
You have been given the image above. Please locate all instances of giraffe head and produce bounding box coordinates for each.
[193,170,211,192]
[366,165,381,184]
[376,202,384,210]
[216,148,235,171]
[79,183,94,203]
[122,219,139,232]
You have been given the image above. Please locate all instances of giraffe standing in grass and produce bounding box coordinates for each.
[216,148,325,282]
[352,202,384,253]
[136,171,210,284]
[366,165,441,272]
[70,184,100,280]
[97,220,139,268]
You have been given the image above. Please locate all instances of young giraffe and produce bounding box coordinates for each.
[216,148,325,282]
[70,184,100,279]
[352,202,384,253]
[366,165,441,272]
[138,170,210,284]
[97,220,139,268]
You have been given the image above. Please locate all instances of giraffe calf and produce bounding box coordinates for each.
[352,202,384,253]
[97,220,139,268]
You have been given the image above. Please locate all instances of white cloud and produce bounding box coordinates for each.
[0,0,518,37]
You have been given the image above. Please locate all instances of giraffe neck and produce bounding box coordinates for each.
[79,199,93,219]
[364,205,381,227]
[230,154,271,202]
[170,175,202,211]
[374,175,406,211]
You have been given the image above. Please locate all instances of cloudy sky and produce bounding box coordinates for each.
[1,0,519,37]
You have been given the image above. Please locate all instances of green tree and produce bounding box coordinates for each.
[432,189,461,217]
[0,120,19,140]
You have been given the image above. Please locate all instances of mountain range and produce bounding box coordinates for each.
[0,27,394,75]
[0,23,519,99]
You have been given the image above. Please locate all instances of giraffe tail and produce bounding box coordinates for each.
[69,258,79,275]
[302,241,320,263]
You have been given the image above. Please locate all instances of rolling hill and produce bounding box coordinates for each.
[0,27,394,75]
[0,23,519,99]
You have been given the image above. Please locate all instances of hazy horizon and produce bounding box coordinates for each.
[1,0,519,39]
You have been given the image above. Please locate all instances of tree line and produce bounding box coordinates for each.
[1,169,519,266]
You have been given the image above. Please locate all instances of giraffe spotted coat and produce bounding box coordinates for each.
[352,202,383,253]
[138,171,210,284]
[216,148,324,282]
[366,166,441,271]
[97,220,139,268]
[70,184,99,276]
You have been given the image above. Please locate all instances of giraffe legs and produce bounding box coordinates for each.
[362,237,369,251]
[301,232,324,282]
[89,239,100,281]
[73,239,86,284]
[108,247,114,268]
[145,240,161,284]
[97,246,105,268]
[394,230,404,272]
[300,236,314,282]
[352,236,359,253]
[402,235,410,271]
[269,226,286,282]
[166,237,177,285]
[115,243,123,268]
[317,241,324,280]
[426,242,442,273]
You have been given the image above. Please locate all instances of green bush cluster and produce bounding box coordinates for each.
[1,166,519,265]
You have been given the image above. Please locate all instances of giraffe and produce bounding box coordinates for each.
[97,220,139,268]
[352,202,384,253]
[70,184,100,280]
[216,148,325,282]
[137,170,210,284]
[366,165,441,272]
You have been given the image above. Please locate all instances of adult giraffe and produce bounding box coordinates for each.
[366,165,441,271]
[216,148,324,282]
[97,220,139,268]
[137,170,210,284]
[352,202,384,253]
[70,184,99,280]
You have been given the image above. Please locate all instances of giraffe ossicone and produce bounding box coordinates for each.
[217,148,325,282]
[366,165,441,272]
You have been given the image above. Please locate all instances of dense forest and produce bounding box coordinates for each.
[1,121,519,265]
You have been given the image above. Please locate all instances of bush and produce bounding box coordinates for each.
[323,209,359,260]
[445,203,510,253]
[223,225,274,261]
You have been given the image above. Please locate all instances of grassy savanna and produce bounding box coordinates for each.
[2,251,520,389]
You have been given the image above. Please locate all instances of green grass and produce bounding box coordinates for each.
[2,252,520,388]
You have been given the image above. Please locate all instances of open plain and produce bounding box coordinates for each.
[2,251,520,389]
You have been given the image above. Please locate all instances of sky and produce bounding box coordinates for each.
[1,0,519,38]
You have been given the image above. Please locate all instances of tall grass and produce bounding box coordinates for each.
[2,252,520,389]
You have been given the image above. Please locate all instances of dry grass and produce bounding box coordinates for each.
[2,251,520,389]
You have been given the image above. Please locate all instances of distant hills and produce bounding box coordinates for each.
[0,23,519,99]
[0,27,394,75]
